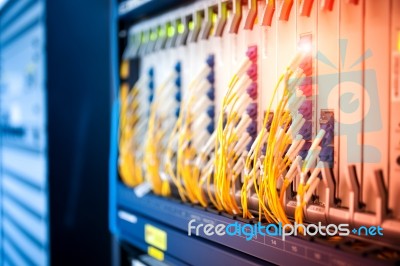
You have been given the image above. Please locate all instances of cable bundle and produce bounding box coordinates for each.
[164,55,215,206]
[118,67,154,187]
[240,50,331,229]
[206,46,258,214]
[144,62,181,196]
[121,48,332,231]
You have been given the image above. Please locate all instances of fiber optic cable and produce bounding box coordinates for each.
[241,51,308,225]
[144,64,180,196]
[164,55,215,207]
[210,46,258,215]
[118,69,153,188]
[294,130,326,232]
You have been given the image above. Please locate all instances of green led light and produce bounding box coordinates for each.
[210,13,217,36]
[188,21,194,30]
[167,25,175,37]
[212,13,217,24]
[178,22,185,34]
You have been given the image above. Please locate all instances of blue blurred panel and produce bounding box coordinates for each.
[3,239,29,266]
[0,0,48,265]
[1,147,47,188]
[2,218,47,265]
[2,173,47,215]
[3,195,48,244]
[0,1,46,151]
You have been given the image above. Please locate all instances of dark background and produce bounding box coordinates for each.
[47,0,112,264]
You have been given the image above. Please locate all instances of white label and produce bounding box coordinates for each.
[134,181,152,198]
[131,259,146,266]
[118,210,137,224]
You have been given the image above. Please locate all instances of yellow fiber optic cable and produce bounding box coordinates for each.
[240,52,308,226]
[143,72,177,196]
[118,80,146,187]
[163,65,215,206]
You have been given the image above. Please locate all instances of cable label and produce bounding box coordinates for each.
[145,224,167,251]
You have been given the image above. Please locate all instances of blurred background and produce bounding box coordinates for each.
[0,0,112,264]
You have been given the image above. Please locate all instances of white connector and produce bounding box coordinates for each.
[134,76,149,91]
[288,89,306,113]
[234,114,252,137]
[232,153,247,177]
[192,78,210,96]
[234,76,253,96]
[285,134,304,158]
[191,113,210,132]
[245,166,261,191]
[273,127,286,154]
[287,69,305,93]
[199,156,215,185]
[188,65,211,90]
[192,96,212,114]
[249,131,269,160]
[229,75,252,98]
[288,52,306,72]
[234,58,252,78]
[289,139,306,161]
[192,129,210,150]
[284,155,303,184]
[306,161,324,187]
[233,133,252,156]
[303,163,323,203]
[303,147,322,173]
[310,129,326,151]
[199,131,217,155]
[287,114,305,137]
[230,94,252,117]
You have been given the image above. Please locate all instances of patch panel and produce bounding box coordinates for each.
[113,0,400,264]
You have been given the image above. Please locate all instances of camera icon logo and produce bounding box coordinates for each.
[315,39,381,163]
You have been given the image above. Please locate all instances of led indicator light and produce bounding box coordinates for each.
[212,12,218,24]
[210,13,217,36]
[167,24,175,37]
[188,21,194,31]
[178,22,185,34]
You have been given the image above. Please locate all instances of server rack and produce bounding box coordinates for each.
[110,1,400,265]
